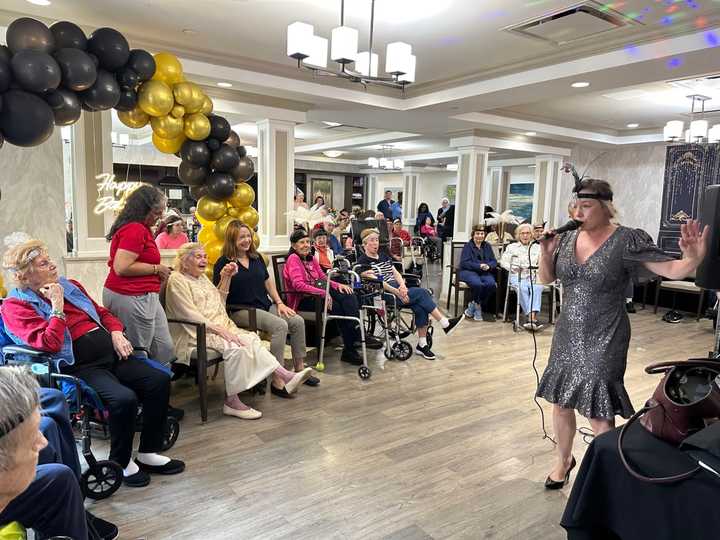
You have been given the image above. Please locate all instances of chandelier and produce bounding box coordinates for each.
[286,0,416,91]
[368,145,404,169]
[664,95,720,143]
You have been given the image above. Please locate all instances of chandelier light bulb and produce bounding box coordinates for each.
[664,120,684,141]
[368,157,379,168]
[708,124,720,143]
[303,35,328,68]
[355,51,379,77]
[287,22,314,59]
[398,54,416,83]
[690,119,708,141]
[386,42,412,75]
[330,26,359,64]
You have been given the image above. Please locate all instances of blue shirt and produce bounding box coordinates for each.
[391,202,403,220]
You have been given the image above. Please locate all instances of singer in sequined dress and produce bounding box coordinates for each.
[536,178,708,490]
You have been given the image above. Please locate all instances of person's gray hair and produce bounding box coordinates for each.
[0,366,39,471]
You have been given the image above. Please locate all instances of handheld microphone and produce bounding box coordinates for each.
[536,219,582,241]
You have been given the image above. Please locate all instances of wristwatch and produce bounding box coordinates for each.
[51,309,66,320]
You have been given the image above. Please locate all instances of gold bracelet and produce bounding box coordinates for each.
[219,288,229,294]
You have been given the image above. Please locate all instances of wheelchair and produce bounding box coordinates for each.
[0,344,179,501]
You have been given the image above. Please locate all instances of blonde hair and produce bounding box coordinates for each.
[173,242,203,273]
[2,240,48,284]
[361,228,380,245]
[514,223,533,240]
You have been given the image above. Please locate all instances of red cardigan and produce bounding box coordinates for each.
[2,280,124,353]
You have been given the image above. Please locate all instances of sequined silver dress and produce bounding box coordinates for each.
[536,226,673,419]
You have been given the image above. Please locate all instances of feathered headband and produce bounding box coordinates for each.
[562,153,612,201]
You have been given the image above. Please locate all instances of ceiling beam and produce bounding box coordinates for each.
[295,132,422,153]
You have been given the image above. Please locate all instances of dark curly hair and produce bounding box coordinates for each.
[106,184,166,241]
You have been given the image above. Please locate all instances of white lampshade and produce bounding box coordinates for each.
[393,159,405,169]
[287,22,314,59]
[664,120,684,140]
[119,133,129,146]
[303,35,328,68]
[330,26,358,64]
[386,42,412,74]
[685,129,691,143]
[368,157,379,168]
[379,157,389,168]
[708,124,720,143]
[355,51,379,77]
[690,119,708,140]
[398,55,416,83]
[446,163,458,171]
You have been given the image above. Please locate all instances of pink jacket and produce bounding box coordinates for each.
[420,224,437,237]
[282,252,340,311]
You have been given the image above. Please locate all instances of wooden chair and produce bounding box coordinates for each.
[653,271,705,321]
[160,281,256,423]
[446,241,472,317]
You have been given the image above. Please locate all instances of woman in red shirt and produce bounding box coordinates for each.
[102,186,176,370]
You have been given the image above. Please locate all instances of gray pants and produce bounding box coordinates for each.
[230,305,306,366]
[102,288,175,366]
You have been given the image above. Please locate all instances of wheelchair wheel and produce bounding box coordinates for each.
[161,416,180,451]
[393,341,413,361]
[82,460,123,500]
[358,365,371,379]
[383,347,396,360]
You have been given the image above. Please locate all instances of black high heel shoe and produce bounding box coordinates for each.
[544,456,576,490]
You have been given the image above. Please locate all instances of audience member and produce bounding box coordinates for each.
[459,225,497,321]
[486,225,513,246]
[155,215,189,250]
[324,220,343,253]
[500,223,543,330]
[312,228,335,271]
[377,190,394,220]
[1,239,185,487]
[532,223,545,242]
[294,190,308,210]
[165,243,313,418]
[436,198,455,240]
[420,216,443,259]
[310,196,325,212]
[391,199,403,221]
[389,219,411,262]
[414,203,434,234]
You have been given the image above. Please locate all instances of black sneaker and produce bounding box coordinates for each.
[167,405,184,421]
[364,335,384,350]
[415,344,436,360]
[303,375,320,386]
[86,511,119,540]
[625,301,636,314]
[442,316,462,336]
[123,469,151,487]
[341,348,362,365]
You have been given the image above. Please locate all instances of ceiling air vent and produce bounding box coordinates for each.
[503,1,640,46]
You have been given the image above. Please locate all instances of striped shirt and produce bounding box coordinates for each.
[358,252,397,285]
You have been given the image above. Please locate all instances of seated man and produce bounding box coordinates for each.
[458,225,497,321]
[0,366,117,540]
[1,239,185,488]
[357,229,461,360]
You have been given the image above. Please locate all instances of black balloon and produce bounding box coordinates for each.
[116,67,139,90]
[7,18,55,54]
[225,130,240,147]
[50,21,87,50]
[178,161,209,186]
[87,53,100,68]
[127,49,155,81]
[80,101,97,112]
[210,144,240,172]
[87,28,129,71]
[189,185,208,200]
[115,89,137,112]
[0,61,11,93]
[79,69,120,110]
[230,157,255,182]
[236,145,247,159]
[180,140,211,166]
[0,90,55,147]
[45,88,81,126]
[54,48,97,91]
[0,46,11,65]
[11,51,61,93]
[207,138,221,151]
[208,115,231,142]
[206,172,235,199]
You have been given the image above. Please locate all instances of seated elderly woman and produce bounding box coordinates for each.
[1,240,184,488]
[459,225,498,322]
[500,223,544,331]
[165,243,313,419]
[356,228,461,360]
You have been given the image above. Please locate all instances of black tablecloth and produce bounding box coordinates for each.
[561,422,720,540]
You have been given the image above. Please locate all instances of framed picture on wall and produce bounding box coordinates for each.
[507,183,534,221]
[310,178,333,208]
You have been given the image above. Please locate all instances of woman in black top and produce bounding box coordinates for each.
[214,220,318,386]
[356,229,461,360]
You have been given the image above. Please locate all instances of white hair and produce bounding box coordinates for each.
[0,366,39,471]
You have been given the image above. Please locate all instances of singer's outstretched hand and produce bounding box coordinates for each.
[678,219,708,262]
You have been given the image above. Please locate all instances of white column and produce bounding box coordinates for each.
[449,138,491,242]
[366,174,379,212]
[489,166,503,211]
[531,155,564,227]
[256,119,295,252]
[402,168,420,227]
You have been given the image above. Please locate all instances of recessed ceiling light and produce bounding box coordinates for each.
[323,150,344,158]
[216,82,233,88]
[524,131,537,136]
[571,81,590,88]
[182,29,197,35]
[26,0,51,5]
[322,121,343,127]
[626,123,639,128]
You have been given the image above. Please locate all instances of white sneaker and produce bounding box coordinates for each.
[223,404,262,420]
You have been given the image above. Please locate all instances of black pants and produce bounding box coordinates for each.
[300,288,360,350]
[68,329,170,467]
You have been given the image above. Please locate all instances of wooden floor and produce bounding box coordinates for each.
[87,301,716,539]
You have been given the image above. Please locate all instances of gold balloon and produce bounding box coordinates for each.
[237,206,259,229]
[196,196,228,222]
[198,226,215,245]
[172,82,194,106]
[253,232,260,249]
[200,96,213,115]
[170,104,186,119]
[205,238,223,265]
[214,215,238,241]
[227,206,242,218]
[138,80,174,117]
[117,106,149,129]
[229,183,255,208]
[151,114,184,139]
[183,83,206,114]
[152,132,186,154]
[204,267,214,281]
[152,52,184,86]
[183,113,211,141]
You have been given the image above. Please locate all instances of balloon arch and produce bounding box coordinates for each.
[0,17,260,274]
